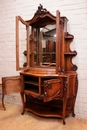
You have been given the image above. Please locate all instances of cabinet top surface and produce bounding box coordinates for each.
[20,68,77,77]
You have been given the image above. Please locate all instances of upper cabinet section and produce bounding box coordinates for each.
[16,4,77,73]
[27,4,56,28]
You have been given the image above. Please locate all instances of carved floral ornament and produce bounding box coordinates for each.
[35,4,48,15]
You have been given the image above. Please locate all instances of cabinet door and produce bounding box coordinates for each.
[16,16,30,70]
[67,75,78,97]
[2,76,22,95]
[44,78,63,102]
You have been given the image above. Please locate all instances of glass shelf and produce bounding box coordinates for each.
[30,52,56,55]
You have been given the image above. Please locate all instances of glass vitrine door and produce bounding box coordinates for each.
[16,16,30,70]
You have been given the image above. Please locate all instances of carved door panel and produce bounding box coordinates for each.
[67,75,78,98]
[2,76,22,95]
[44,78,63,102]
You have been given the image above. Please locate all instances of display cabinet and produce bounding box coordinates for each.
[16,4,78,124]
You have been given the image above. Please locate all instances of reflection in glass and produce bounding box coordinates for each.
[31,24,56,67]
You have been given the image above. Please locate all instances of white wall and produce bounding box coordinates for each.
[0,0,87,119]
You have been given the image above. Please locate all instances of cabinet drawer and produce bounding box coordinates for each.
[44,78,63,102]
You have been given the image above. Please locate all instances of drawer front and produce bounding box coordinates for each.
[44,78,63,102]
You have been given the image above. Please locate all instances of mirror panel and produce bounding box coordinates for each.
[30,24,56,67]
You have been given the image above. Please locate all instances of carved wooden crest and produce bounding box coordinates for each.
[35,4,48,15]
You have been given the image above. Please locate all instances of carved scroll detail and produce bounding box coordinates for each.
[64,79,68,89]
[73,65,78,71]
[44,81,52,90]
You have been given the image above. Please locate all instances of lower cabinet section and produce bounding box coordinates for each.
[20,72,78,125]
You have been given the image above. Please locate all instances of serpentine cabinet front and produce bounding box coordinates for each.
[20,71,78,125]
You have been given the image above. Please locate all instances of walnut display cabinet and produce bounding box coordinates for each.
[16,4,78,124]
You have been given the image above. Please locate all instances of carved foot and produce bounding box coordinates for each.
[21,112,24,115]
[3,107,6,111]
[2,95,6,110]
[21,110,25,115]
[63,120,66,125]
[72,113,75,117]
[2,104,6,111]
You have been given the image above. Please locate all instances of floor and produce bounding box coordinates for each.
[0,102,87,130]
